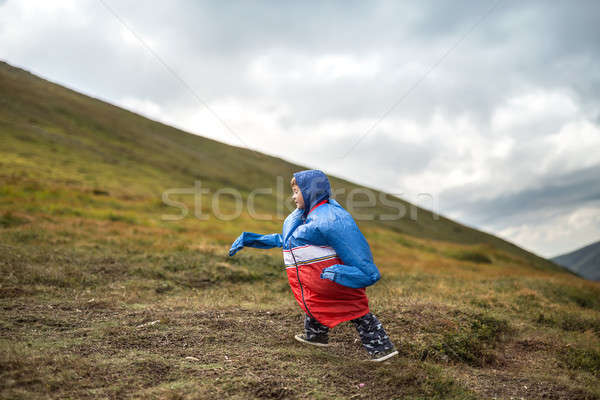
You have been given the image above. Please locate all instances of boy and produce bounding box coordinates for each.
[229,169,397,362]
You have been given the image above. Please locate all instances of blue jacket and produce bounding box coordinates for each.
[229,169,381,289]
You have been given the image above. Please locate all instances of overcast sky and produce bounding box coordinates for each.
[1,0,599,258]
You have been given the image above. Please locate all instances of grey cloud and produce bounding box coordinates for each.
[27,0,597,126]
[441,163,600,228]
[327,131,439,176]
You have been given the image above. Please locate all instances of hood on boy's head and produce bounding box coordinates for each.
[293,169,331,219]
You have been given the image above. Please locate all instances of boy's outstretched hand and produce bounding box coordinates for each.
[228,232,284,256]
[228,233,245,256]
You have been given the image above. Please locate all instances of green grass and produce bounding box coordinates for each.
[437,313,513,367]
[560,346,600,376]
[1,222,599,398]
[445,250,493,264]
[0,211,28,228]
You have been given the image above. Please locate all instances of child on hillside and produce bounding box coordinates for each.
[228,169,397,362]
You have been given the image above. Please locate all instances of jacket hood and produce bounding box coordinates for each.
[293,169,331,220]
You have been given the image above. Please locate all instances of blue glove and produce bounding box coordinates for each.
[229,233,246,256]
[228,232,283,256]
[320,270,336,281]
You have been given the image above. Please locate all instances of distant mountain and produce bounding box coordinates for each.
[552,241,600,281]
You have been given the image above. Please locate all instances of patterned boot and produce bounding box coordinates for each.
[294,314,330,347]
[352,312,398,362]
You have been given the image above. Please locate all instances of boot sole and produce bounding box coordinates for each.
[368,350,399,362]
[294,334,331,347]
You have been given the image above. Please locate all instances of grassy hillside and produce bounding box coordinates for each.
[1,60,599,399]
[0,61,563,270]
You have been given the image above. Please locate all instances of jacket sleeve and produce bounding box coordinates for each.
[228,232,283,256]
[318,213,381,288]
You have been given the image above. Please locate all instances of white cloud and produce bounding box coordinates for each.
[117,97,164,121]
[491,90,578,134]
[497,202,600,257]
[248,51,381,86]
[544,119,600,173]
